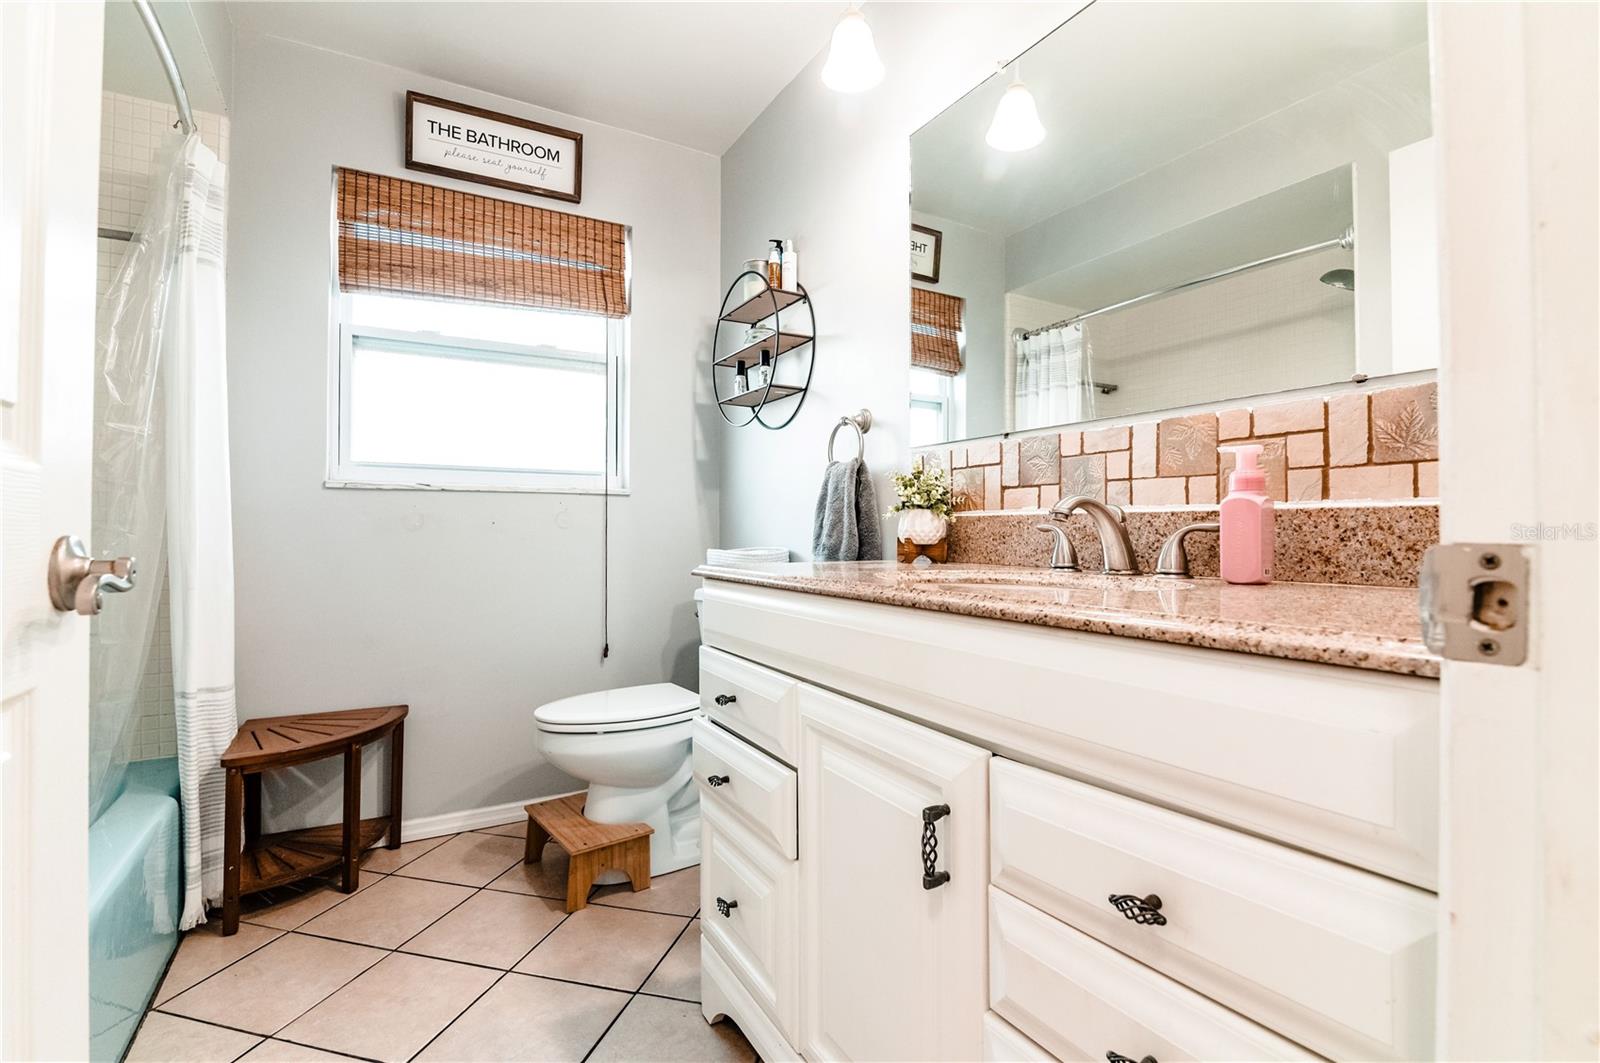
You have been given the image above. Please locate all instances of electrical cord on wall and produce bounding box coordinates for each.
[600,347,611,663]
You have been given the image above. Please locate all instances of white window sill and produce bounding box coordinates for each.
[324,478,630,496]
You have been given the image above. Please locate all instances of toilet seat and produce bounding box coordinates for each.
[534,683,700,735]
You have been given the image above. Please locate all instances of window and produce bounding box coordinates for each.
[909,367,955,447]
[329,169,630,492]
[331,292,625,490]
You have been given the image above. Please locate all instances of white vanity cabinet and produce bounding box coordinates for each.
[798,684,989,1062]
[696,579,1441,1063]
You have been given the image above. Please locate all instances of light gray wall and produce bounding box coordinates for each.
[911,211,1006,439]
[228,34,721,830]
[719,2,1080,557]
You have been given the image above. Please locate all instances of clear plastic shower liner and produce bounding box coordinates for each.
[88,133,187,825]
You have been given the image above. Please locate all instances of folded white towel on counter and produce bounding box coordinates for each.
[706,547,790,568]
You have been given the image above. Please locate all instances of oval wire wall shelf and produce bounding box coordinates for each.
[712,270,815,429]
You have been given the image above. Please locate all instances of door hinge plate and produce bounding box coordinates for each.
[1419,543,1528,665]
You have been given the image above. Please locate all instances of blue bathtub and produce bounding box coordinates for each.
[90,757,180,1062]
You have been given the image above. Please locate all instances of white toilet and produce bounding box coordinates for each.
[534,683,702,878]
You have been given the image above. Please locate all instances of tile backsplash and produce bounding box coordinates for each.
[920,380,1438,511]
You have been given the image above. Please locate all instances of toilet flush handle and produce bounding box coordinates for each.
[706,774,730,787]
[713,694,737,706]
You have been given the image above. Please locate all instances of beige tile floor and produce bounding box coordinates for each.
[129,825,755,1063]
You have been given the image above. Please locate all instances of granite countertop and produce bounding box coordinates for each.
[693,561,1440,679]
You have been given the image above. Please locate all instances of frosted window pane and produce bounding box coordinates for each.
[349,292,608,353]
[909,403,942,448]
[349,343,605,474]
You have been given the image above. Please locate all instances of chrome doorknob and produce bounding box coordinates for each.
[47,536,137,616]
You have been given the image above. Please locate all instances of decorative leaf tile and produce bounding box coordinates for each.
[951,467,985,512]
[1017,435,1061,486]
[1060,454,1107,503]
[1371,384,1438,462]
[1156,414,1218,477]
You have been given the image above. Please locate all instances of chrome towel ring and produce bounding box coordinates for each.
[827,410,873,462]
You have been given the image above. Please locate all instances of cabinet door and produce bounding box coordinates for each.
[799,684,990,1062]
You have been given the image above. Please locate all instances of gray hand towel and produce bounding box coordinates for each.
[812,457,883,561]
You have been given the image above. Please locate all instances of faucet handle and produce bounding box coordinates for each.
[1155,522,1220,578]
[1034,524,1079,571]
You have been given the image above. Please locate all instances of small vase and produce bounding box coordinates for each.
[897,508,947,545]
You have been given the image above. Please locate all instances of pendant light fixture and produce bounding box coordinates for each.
[821,4,884,93]
[986,61,1046,152]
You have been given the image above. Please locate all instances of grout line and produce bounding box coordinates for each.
[404,970,509,1063]
[154,920,297,1012]
[578,914,698,1063]
[248,1033,381,1063]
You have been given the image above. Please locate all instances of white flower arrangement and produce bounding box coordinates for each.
[887,462,953,519]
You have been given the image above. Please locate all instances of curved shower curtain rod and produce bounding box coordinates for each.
[131,0,195,136]
[101,1,198,244]
[1015,227,1356,341]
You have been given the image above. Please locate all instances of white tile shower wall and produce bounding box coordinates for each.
[95,90,229,762]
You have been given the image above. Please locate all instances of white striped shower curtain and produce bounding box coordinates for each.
[164,136,237,930]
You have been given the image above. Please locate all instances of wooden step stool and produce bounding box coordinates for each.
[523,793,652,913]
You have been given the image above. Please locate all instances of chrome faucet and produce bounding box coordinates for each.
[1049,495,1139,575]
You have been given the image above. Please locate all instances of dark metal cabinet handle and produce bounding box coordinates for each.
[921,804,951,889]
[706,774,730,787]
[714,694,737,706]
[1106,1052,1157,1063]
[1108,893,1167,926]
[715,897,738,917]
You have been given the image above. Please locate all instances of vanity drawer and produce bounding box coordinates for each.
[700,798,799,1042]
[692,717,798,860]
[700,646,800,766]
[981,1012,1056,1062]
[990,759,1435,1062]
[990,888,1319,1063]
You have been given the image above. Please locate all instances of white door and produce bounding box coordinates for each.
[1429,3,1599,1058]
[798,684,989,1062]
[0,2,104,1059]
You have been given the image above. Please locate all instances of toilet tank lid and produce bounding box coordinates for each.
[534,683,699,727]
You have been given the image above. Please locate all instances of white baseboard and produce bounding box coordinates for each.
[396,788,585,843]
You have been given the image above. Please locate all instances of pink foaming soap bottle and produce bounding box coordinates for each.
[1218,443,1274,584]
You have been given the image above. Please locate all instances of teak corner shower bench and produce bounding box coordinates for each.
[217,704,408,935]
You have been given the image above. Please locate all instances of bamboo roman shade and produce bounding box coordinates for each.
[336,168,629,317]
[911,287,964,375]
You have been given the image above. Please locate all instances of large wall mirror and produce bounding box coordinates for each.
[908,2,1434,447]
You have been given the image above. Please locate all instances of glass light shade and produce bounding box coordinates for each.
[820,10,885,93]
[986,82,1046,151]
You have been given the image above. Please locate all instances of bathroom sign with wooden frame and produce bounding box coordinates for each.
[911,224,942,283]
[405,91,583,203]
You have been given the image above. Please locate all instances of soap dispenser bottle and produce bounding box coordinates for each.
[1218,443,1274,584]
[766,240,784,288]
[781,239,798,290]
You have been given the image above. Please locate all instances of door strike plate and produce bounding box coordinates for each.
[1418,543,1528,666]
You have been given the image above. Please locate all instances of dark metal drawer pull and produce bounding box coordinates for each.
[921,804,951,889]
[715,897,738,917]
[1108,893,1167,926]
[713,694,737,706]
[706,774,730,787]
[1106,1052,1157,1063]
